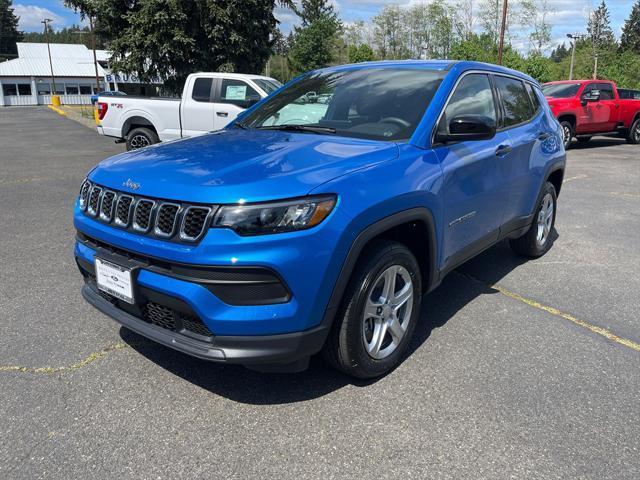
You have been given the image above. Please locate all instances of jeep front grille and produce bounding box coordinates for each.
[79,181,215,243]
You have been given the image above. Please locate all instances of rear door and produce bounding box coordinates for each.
[596,82,620,131]
[181,76,215,137]
[213,78,262,130]
[495,76,553,224]
[434,72,512,266]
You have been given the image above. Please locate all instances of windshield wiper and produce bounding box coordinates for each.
[256,124,336,134]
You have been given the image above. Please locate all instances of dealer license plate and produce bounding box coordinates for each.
[95,258,134,304]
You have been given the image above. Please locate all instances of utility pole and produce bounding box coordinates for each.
[566,33,582,81]
[497,0,508,65]
[89,16,101,93]
[41,18,56,94]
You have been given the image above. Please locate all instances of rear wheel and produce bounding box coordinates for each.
[509,181,557,258]
[126,127,159,151]
[323,240,422,379]
[560,121,573,150]
[626,118,640,144]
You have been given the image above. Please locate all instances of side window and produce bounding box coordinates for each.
[192,78,213,102]
[495,76,534,127]
[525,83,541,113]
[597,83,614,100]
[220,79,260,106]
[438,73,496,135]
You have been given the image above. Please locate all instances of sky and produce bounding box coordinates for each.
[13,0,639,52]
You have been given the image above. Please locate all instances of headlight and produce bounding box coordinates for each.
[213,195,336,235]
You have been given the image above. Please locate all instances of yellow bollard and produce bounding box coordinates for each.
[51,95,61,106]
[94,106,100,125]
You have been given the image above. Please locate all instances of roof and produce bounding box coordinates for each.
[16,43,108,61]
[0,42,108,78]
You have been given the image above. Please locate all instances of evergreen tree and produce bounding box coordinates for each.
[295,0,338,26]
[289,0,340,73]
[620,0,640,53]
[588,1,616,49]
[0,0,22,59]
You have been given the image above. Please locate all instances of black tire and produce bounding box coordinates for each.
[509,181,557,258]
[126,127,159,151]
[576,136,591,144]
[626,118,640,144]
[560,121,573,150]
[322,240,422,379]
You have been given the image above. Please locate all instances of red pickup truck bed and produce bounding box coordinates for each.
[542,80,640,149]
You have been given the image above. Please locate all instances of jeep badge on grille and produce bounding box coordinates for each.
[122,178,141,190]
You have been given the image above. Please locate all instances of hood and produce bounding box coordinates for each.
[89,129,398,203]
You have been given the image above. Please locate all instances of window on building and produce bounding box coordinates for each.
[17,84,32,96]
[79,85,92,94]
[53,84,65,95]
[65,83,80,95]
[37,83,51,95]
[4,84,18,96]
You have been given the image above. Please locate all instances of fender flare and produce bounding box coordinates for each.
[320,207,438,328]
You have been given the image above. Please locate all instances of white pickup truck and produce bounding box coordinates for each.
[96,72,281,150]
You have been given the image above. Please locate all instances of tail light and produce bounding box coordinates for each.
[97,102,108,120]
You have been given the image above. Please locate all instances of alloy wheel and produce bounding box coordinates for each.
[129,134,150,149]
[362,265,414,360]
[536,193,554,246]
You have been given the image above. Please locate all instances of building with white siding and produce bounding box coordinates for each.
[0,43,161,106]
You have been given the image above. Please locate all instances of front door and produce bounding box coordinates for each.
[213,78,262,130]
[595,82,619,131]
[434,73,512,267]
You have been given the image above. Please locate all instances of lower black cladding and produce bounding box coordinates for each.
[77,232,291,305]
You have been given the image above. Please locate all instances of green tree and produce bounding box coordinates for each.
[620,0,640,53]
[520,0,553,53]
[523,53,552,82]
[588,1,616,49]
[0,0,22,60]
[348,44,375,63]
[289,16,340,73]
[22,25,105,49]
[295,0,338,26]
[65,0,291,93]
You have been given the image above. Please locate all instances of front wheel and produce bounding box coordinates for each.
[560,121,573,150]
[126,127,159,151]
[323,240,422,379]
[626,118,640,144]
[509,181,557,258]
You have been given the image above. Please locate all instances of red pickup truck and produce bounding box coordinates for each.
[542,80,640,149]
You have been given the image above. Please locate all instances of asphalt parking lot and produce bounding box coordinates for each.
[1,107,639,479]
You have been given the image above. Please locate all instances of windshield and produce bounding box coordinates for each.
[542,83,581,98]
[240,68,446,141]
[254,79,282,95]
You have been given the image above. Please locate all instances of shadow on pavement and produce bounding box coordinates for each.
[570,136,627,149]
[121,233,558,405]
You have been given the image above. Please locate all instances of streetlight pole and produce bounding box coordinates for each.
[566,33,582,81]
[497,0,508,65]
[41,18,56,94]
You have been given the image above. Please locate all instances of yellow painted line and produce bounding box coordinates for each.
[459,272,640,353]
[47,104,67,116]
[0,342,130,374]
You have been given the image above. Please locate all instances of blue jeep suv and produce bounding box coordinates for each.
[75,61,565,378]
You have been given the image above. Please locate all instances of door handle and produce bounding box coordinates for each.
[495,145,512,157]
[537,132,551,141]
[216,111,229,117]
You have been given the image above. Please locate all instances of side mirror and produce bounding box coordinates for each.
[581,89,600,106]
[436,115,496,143]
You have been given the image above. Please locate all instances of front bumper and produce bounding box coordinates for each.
[82,283,328,365]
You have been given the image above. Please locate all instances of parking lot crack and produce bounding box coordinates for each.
[458,272,640,353]
[0,342,131,375]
